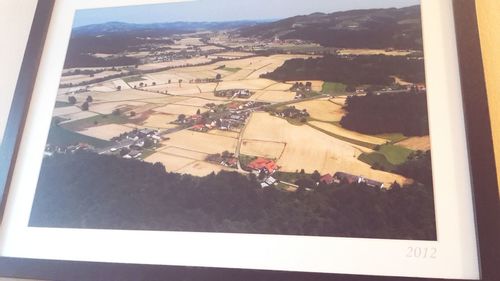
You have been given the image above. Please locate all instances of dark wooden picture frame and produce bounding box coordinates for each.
[0,0,498,280]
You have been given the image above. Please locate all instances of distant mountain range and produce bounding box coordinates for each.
[72,20,270,37]
[236,5,423,49]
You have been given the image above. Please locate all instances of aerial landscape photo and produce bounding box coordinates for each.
[29,0,436,240]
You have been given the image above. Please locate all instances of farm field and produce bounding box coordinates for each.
[153,104,207,115]
[358,144,414,172]
[322,82,347,95]
[216,79,276,91]
[138,57,212,71]
[141,113,179,129]
[263,83,294,91]
[144,152,197,172]
[242,112,406,184]
[294,99,345,122]
[77,123,134,141]
[396,136,431,151]
[160,146,209,161]
[162,130,238,155]
[212,51,255,58]
[308,121,387,146]
[207,130,239,139]
[58,111,99,123]
[177,161,233,177]
[240,139,286,159]
[89,101,147,115]
[60,70,121,85]
[52,106,82,117]
[68,89,167,103]
[250,91,296,103]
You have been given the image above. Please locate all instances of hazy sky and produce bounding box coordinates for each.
[73,0,420,27]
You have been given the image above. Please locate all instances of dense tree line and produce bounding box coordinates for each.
[397,150,433,186]
[278,24,422,50]
[340,92,429,136]
[64,53,140,69]
[30,152,436,240]
[67,35,173,55]
[238,6,423,50]
[63,34,174,68]
[261,55,425,86]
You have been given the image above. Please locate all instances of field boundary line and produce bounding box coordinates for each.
[306,123,377,150]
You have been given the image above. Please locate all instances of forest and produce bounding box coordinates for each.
[340,92,429,136]
[64,53,140,68]
[261,55,425,86]
[237,6,423,50]
[63,34,166,68]
[30,152,436,240]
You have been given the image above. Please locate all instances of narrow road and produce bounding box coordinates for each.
[234,112,252,173]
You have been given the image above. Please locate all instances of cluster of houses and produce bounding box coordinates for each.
[274,106,310,119]
[108,128,163,159]
[206,151,238,169]
[319,172,385,189]
[373,83,427,95]
[43,143,95,158]
[290,82,313,92]
[147,49,199,64]
[214,89,252,99]
[246,157,280,188]
[189,112,248,132]
[188,101,267,132]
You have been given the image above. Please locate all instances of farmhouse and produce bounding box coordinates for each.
[215,89,252,99]
[319,173,334,185]
[226,102,241,111]
[279,106,309,119]
[138,128,155,138]
[260,176,278,188]
[191,124,208,132]
[333,172,384,189]
[247,158,278,174]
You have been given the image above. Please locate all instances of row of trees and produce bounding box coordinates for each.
[30,152,436,240]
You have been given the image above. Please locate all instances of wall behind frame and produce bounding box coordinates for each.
[476,0,500,197]
[0,0,38,140]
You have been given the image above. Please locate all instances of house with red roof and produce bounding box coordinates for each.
[319,174,334,185]
[191,124,207,132]
[247,158,278,174]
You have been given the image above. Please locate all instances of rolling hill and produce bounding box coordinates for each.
[235,5,423,49]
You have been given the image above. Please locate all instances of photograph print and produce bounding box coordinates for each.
[29,0,436,241]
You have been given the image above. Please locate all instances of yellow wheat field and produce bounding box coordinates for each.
[294,98,345,122]
[243,112,406,184]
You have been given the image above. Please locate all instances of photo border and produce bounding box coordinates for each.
[0,0,498,280]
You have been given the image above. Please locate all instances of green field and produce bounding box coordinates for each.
[358,144,413,171]
[378,144,413,164]
[123,75,146,83]
[273,171,313,184]
[61,114,131,131]
[322,82,346,96]
[47,124,112,149]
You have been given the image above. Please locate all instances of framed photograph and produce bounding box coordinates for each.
[0,0,498,280]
